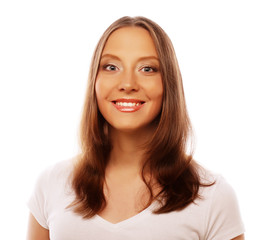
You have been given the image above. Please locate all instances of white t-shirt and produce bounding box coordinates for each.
[28,158,245,240]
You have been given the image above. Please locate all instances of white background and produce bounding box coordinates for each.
[0,0,271,239]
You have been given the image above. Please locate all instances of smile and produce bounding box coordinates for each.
[116,102,142,107]
[112,99,145,112]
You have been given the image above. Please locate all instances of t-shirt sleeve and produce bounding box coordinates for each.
[27,168,51,229]
[205,176,245,240]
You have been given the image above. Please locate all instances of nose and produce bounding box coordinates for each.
[118,70,139,93]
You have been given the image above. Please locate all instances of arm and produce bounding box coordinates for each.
[232,234,245,240]
[27,213,49,240]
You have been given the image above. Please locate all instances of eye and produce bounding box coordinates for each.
[103,64,118,71]
[140,66,158,73]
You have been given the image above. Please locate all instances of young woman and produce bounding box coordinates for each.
[27,16,245,240]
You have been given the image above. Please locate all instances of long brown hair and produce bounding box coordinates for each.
[69,16,212,218]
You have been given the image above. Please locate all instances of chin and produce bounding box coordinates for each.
[111,125,143,133]
[109,121,158,134]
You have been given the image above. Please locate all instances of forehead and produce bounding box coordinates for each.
[102,26,158,59]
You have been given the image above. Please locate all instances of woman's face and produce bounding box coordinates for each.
[95,26,163,133]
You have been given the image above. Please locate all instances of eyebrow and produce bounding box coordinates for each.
[100,54,159,62]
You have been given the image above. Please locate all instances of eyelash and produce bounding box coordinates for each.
[102,64,118,71]
[140,66,158,73]
[101,64,158,73]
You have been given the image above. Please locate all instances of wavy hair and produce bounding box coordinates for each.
[69,16,212,218]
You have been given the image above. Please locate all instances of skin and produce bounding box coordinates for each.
[27,213,49,240]
[26,26,245,239]
[96,26,163,223]
[95,27,163,134]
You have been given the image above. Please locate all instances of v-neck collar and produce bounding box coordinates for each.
[94,201,157,229]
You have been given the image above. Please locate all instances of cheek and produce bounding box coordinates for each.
[95,80,102,102]
[95,78,110,102]
[95,77,117,120]
[142,78,163,119]
[145,78,163,102]
[95,79,108,116]
[153,80,163,114]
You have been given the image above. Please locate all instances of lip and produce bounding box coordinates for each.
[112,98,145,113]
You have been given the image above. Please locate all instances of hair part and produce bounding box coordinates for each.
[69,16,213,218]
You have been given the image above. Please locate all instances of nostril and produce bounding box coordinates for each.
[118,80,139,92]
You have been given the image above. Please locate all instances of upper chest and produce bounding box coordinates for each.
[99,176,151,224]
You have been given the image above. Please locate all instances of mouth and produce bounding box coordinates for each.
[112,99,145,112]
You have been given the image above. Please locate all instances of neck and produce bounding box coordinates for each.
[107,127,154,176]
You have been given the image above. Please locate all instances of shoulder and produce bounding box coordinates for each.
[196,167,245,239]
[29,156,79,207]
[198,168,238,206]
[197,167,240,214]
[40,156,77,179]
[33,156,78,193]
[27,156,78,229]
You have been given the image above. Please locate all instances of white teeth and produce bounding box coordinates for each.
[116,102,141,107]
